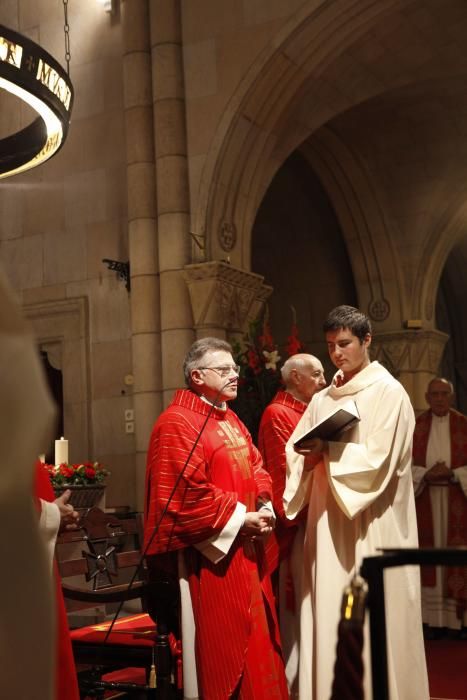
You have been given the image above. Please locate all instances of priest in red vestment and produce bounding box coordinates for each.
[258,353,326,697]
[35,461,80,700]
[144,337,288,700]
[412,377,467,636]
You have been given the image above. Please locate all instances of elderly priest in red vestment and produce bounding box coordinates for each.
[144,337,288,700]
[412,377,467,637]
[258,353,326,697]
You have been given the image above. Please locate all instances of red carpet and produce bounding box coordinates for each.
[84,640,467,699]
[425,639,467,700]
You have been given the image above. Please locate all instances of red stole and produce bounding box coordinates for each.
[34,462,80,700]
[413,410,467,604]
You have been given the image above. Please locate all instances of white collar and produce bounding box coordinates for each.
[431,412,449,423]
[199,394,227,411]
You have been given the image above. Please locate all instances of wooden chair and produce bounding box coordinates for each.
[56,507,182,699]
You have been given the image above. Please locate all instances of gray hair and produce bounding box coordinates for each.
[427,377,454,394]
[281,353,320,386]
[183,337,233,386]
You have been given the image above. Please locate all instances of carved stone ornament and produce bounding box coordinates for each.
[218,221,237,252]
[368,297,390,322]
[371,329,449,376]
[183,261,272,335]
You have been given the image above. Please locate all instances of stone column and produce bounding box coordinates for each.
[122,0,162,508]
[371,329,449,413]
[183,261,273,341]
[150,0,194,406]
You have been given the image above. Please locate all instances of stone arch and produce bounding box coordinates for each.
[299,126,405,327]
[415,197,467,325]
[193,0,406,269]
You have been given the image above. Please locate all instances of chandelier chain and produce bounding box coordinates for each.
[63,0,71,75]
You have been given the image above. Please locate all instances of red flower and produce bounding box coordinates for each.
[59,463,74,478]
[286,323,304,356]
[84,466,96,479]
[258,321,274,350]
[247,348,262,374]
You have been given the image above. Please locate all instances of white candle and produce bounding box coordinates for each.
[38,454,46,463]
[55,437,69,466]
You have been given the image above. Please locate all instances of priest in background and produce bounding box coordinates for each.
[412,377,467,637]
[258,353,326,697]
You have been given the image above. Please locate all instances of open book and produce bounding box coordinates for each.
[293,400,360,447]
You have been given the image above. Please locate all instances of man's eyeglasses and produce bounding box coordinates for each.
[198,365,241,378]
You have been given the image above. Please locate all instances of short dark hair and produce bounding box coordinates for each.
[323,305,371,342]
[183,337,233,386]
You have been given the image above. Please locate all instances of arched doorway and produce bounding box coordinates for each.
[251,151,357,376]
[436,237,467,413]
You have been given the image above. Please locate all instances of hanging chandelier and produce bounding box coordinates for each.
[0,24,74,179]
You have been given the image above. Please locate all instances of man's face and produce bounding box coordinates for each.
[191,350,239,403]
[426,379,453,417]
[326,327,371,379]
[296,358,326,402]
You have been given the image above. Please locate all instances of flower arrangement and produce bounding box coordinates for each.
[231,309,305,442]
[45,461,109,489]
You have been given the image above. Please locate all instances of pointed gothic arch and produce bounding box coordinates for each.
[193,0,404,275]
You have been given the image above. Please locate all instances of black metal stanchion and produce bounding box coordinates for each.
[360,547,467,700]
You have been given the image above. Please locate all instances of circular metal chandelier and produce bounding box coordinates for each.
[0,24,74,179]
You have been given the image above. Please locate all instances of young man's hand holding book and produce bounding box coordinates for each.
[294,437,327,471]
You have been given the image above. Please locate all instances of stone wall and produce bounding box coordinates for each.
[2,0,467,506]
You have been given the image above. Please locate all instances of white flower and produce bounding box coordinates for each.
[262,349,281,370]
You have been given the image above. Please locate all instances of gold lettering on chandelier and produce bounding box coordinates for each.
[36,58,72,111]
[0,36,22,68]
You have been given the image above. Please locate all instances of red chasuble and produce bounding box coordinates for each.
[34,462,80,700]
[413,409,467,602]
[144,390,288,700]
[258,390,307,574]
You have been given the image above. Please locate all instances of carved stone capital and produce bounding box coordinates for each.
[183,261,272,337]
[372,329,449,411]
[371,329,449,375]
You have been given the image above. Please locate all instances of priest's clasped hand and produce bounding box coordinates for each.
[241,511,275,541]
[424,460,453,485]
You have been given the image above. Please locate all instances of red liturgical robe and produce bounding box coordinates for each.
[258,390,307,572]
[144,389,288,700]
[258,391,307,695]
[413,408,467,601]
[34,462,80,700]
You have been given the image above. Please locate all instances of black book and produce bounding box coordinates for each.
[293,400,360,447]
